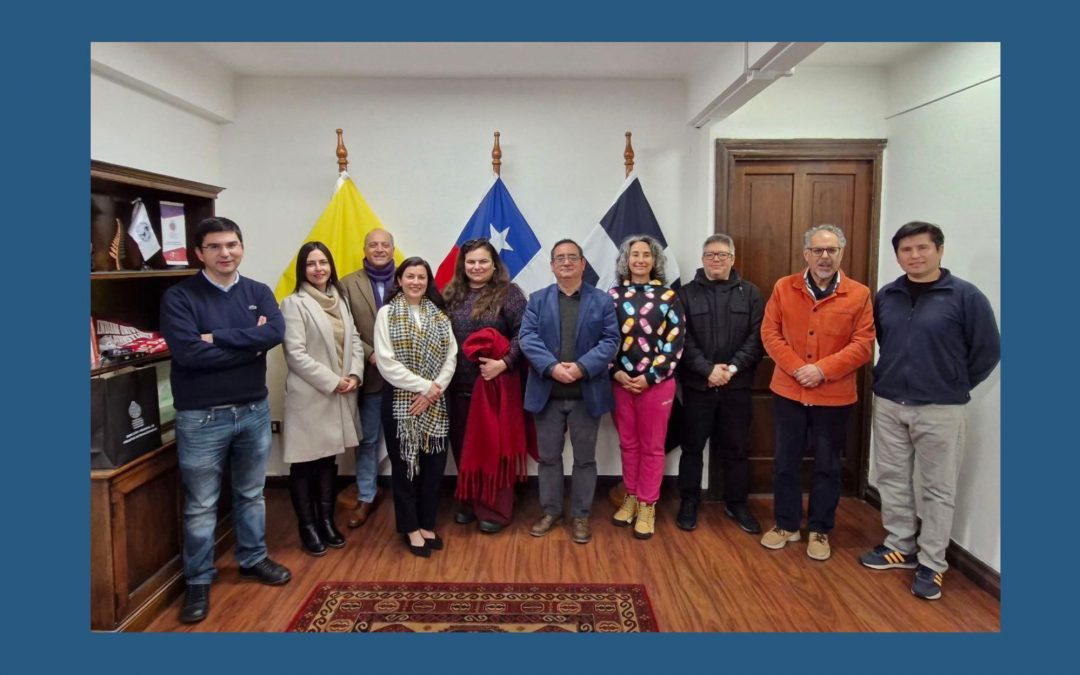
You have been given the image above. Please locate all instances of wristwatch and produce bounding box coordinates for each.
[727,364,738,374]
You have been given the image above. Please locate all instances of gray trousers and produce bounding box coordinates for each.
[873,396,967,573]
[534,398,600,519]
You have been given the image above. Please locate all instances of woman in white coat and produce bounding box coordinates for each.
[281,241,364,556]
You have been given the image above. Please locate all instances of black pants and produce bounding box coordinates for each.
[678,386,752,505]
[772,394,851,534]
[382,390,448,534]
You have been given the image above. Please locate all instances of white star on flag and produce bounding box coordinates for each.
[488,223,514,253]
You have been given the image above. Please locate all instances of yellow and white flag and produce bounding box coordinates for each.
[274,172,404,301]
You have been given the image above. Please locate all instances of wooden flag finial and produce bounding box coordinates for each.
[336,128,349,173]
[492,131,502,176]
[624,131,635,177]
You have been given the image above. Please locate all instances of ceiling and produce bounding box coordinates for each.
[799,42,926,67]
[193,42,927,79]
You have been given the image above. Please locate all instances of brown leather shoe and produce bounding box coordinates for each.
[348,494,381,528]
[571,517,592,544]
[336,482,359,511]
[529,513,563,537]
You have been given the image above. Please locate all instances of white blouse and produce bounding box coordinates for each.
[373,303,457,394]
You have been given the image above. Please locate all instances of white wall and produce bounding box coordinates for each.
[216,75,697,478]
[879,43,1001,571]
[91,72,222,185]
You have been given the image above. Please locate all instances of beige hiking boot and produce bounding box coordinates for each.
[612,493,639,527]
[633,502,656,540]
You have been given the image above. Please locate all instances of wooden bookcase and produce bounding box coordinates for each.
[90,161,233,631]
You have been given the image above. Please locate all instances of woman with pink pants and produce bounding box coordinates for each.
[608,235,685,539]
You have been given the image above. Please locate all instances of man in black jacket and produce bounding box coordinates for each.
[675,234,765,533]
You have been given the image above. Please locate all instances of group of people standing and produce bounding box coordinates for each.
[160,215,998,624]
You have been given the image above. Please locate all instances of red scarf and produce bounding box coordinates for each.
[454,328,537,504]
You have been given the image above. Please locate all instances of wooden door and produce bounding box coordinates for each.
[710,139,885,499]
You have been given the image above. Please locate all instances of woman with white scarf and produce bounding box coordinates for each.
[374,257,457,558]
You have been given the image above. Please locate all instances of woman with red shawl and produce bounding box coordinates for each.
[443,239,534,534]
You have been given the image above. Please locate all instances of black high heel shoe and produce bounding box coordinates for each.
[402,534,431,558]
[422,533,444,551]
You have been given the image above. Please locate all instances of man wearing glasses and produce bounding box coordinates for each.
[759,224,875,562]
[519,239,619,544]
[160,217,291,624]
[675,234,765,534]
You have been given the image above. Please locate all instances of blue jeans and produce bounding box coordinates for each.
[354,391,384,503]
[176,398,271,585]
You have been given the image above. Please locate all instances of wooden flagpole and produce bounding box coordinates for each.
[610,130,637,509]
[336,128,349,174]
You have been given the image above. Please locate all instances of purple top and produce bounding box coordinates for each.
[447,283,527,395]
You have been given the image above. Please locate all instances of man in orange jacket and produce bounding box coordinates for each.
[759,225,875,561]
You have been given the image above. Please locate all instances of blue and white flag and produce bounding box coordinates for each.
[581,172,681,291]
[436,174,550,295]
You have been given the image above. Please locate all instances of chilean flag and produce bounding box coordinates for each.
[435,175,549,294]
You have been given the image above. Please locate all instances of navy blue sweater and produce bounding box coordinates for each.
[160,273,285,410]
[872,269,1000,405]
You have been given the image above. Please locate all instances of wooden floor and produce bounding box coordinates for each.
[144,485,1000,632]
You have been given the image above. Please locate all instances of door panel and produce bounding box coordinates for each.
[741,173,795,292]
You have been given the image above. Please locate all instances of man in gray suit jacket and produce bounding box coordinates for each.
[519,239,619,545]
[338,228,396,527]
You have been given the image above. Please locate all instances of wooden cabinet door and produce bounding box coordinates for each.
[712,140,883,498]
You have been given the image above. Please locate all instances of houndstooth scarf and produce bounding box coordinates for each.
[387,294,450,479]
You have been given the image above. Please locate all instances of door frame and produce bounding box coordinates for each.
[712,138,887,499]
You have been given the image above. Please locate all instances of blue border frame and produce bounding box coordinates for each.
[8,1,1068,672]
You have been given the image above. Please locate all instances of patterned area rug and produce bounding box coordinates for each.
[286,582,659,632]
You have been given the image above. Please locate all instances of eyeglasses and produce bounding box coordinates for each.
[703,252,733,261]
[201,241,241,253]
[552,255,581,264]
[807,247,842,258]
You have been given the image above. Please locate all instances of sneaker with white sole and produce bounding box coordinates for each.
[911,564,944,600]
[859,544,918,570]
[760,526,801,549]
[806,532,831,560]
